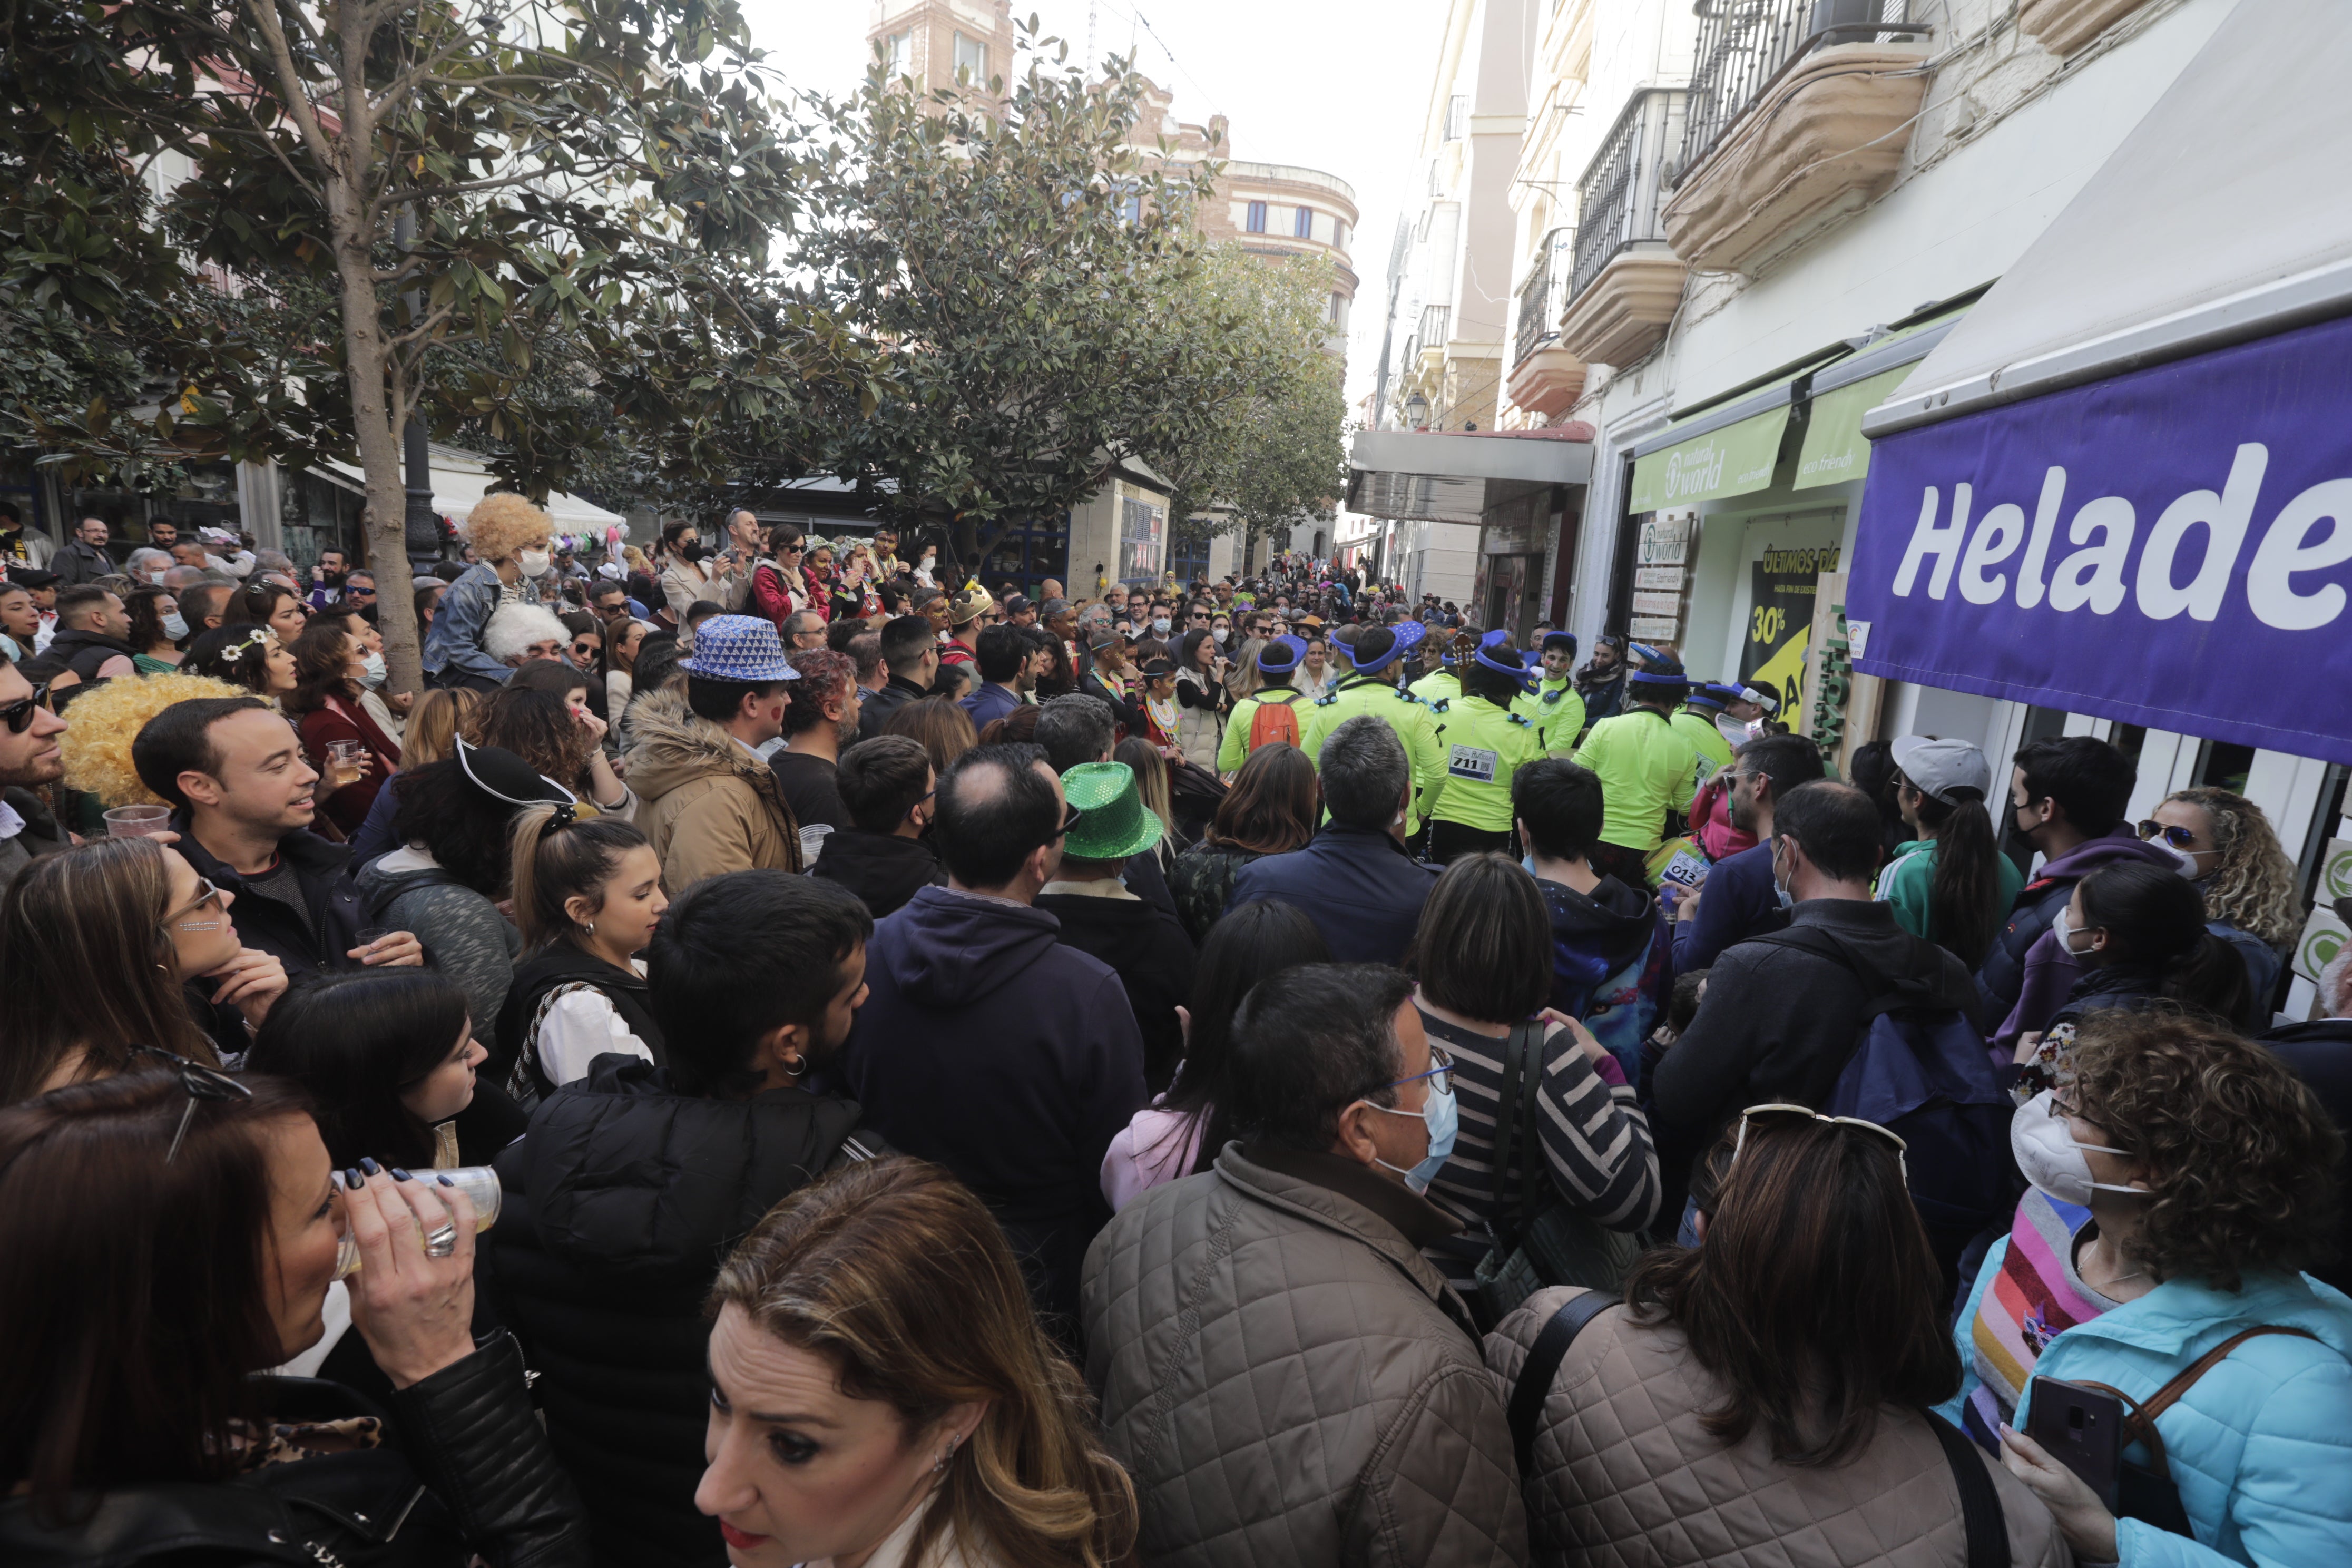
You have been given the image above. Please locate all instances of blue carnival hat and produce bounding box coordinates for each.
[1257,634,1308,675]
[1350,618,1426,675]
[1625,643,1689,687]
[1737,681,1781,716]
[1540,630,1579,657]
[1685,682,1741,714]
[678,614,800,682]
[1473,630,1536,692]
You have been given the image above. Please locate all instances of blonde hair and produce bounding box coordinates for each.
[400,689,479,771]
[60,671,251,805]
[463,492,553,565]
[2165,787,2302,948]
[710,1159,1136,1568]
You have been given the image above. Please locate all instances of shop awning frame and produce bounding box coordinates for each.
[1347,427,1595,524]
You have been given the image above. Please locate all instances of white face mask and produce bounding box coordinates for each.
[2010,1091,2145,1207]
[518,548,553,578]
[1211,628,1228,644]
[2051,905,2095,957]
[2160,842,2204,880]
[359,650,388,689]
[1770,840,1795,912]
[161,612,189,641]
[1151,616,1171,635]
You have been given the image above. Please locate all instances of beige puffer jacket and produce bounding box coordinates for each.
[1083,1144,1528,1568]
[625,688,800,893]
[1486,1288,2069,1568]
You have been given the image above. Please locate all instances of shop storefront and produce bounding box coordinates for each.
[1346,426,1595,617]
[1848,0,2352,1019]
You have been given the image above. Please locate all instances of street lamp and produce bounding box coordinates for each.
[1403,392,1429,430]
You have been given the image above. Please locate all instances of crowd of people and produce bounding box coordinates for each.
[2,498,2349,1568]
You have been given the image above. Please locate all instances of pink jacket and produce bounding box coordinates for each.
[1100,1106,1206,1212]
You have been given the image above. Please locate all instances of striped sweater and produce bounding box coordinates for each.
[1959,1189,2121,1448]
[1416,1006,1662,1290]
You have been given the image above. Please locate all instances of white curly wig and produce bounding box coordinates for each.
[484,603,571,667]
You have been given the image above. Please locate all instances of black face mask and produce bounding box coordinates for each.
[680,541,706,564]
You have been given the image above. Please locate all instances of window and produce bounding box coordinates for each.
[883,30,908,76]
[1245,200,1267,233]
[1329,291,1346,328]
[1334,219,1348,252]
[1294,205,1314,239]
[953,31,986,81]
[1445,94,1467,141]
[1119,496,1165,583]
[1122,194,1142,225]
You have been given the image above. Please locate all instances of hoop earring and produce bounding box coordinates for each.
[781,1054,807,1079]
[581,920,594,937]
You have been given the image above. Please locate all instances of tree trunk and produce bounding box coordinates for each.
[329,197,425,698]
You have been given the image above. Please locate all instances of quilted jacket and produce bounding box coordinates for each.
[1944,1250,2352,1568]
[1082,1143,1529,1568]
[1489,1287,2067,1568]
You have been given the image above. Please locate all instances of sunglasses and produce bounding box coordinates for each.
[1057,801,1087,836]
[0,682,52,734]
[1732,1102,1908,1184]
[161,875,227,930]
[129,1045,253,1163]
[2137,820,2200,851]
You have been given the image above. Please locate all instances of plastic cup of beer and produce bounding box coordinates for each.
[326,739,366,788]
[104,805,173,838]
[334,1165,502,1278]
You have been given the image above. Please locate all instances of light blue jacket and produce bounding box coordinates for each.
[422,561,536,690]
[1943,1239,2352,1568]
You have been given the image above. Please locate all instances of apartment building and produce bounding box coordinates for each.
[1351,0,2352,1021]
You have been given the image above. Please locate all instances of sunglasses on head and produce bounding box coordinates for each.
[1,682,52,734]
[1732,1102,1908,1185]
[2137,820,2200,850]
[129,1045,253,1163]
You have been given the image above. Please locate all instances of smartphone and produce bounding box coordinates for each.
[2025,1376,2124,1510]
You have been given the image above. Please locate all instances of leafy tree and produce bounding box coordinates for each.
[1149,247,1347,566]
[2,0,874,689]
[778,33,1220,570]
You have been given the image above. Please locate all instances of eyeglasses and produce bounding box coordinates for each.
[2137,819,2200,851]
[1732,1102,1907,1184]
[0,682,52,734]
[1368,1042,1454,1101]
[161,875,226,930]
[129,1045,253,1163]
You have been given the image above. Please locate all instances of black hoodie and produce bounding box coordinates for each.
[840,884,1148,1337]
[1034,885,1197,1091]
[1652,898,1980,1161]
[811,826,945,917]
[484,1055,879,1568]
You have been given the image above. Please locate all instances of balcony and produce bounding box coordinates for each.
[2018,0,2150,56]
[1556,89,1689,368]
[1418,303,1452,354]
[1661,0,1931,276]
[1507,230,1586,419]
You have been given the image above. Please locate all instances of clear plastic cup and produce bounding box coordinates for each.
[104,804,173,838]
[799,822,834,866]
[335,1165,502,1278]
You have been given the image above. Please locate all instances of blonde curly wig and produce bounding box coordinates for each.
[2165,787,2304,948]
[463,492,554,564]
[61,671,252,807]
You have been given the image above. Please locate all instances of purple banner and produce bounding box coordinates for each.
[1847,311,2352,766]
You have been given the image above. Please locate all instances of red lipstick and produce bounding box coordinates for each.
[718,1521,770,1551]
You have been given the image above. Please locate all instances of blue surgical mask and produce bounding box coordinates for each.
[1367,1077,1458,1193]
[161,611,189,641]
[1771,841,1795,912]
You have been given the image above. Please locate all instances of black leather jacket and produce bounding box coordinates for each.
[0,1332,586,1567]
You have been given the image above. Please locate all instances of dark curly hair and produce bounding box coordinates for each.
[2065,1009,2343,1291]
[388,757,524,896]
[465,686,593,787]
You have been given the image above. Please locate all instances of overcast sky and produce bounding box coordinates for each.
[742,0,1445,411]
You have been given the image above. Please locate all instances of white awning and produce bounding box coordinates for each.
[321,446,626,534]
[1346,427,1594,523]
[1866,0,2352,436]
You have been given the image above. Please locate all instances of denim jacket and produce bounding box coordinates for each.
[422,561,535,690]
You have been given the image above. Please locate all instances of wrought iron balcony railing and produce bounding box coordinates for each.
[1513,229,1574,366]
[1678,0,1924,179]
[1571,88,1688,302]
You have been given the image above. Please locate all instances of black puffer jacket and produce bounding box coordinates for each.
[481,1055,883,1568]
[0,1333,585,1567]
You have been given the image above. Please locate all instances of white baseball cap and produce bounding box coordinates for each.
[1889,735,1993,804]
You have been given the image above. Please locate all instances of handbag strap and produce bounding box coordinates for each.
[1924,1408,2008,1568]
[507,981,600,1100]
[1507,1290,1620,1479]
[2075,1325,2321,1482]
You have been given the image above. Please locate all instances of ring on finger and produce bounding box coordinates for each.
[422,1222,459,1258]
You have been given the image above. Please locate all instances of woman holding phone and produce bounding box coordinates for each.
[1946,1010,2352,1567]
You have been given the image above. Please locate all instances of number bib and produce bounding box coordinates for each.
[1448,743,1498,783]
